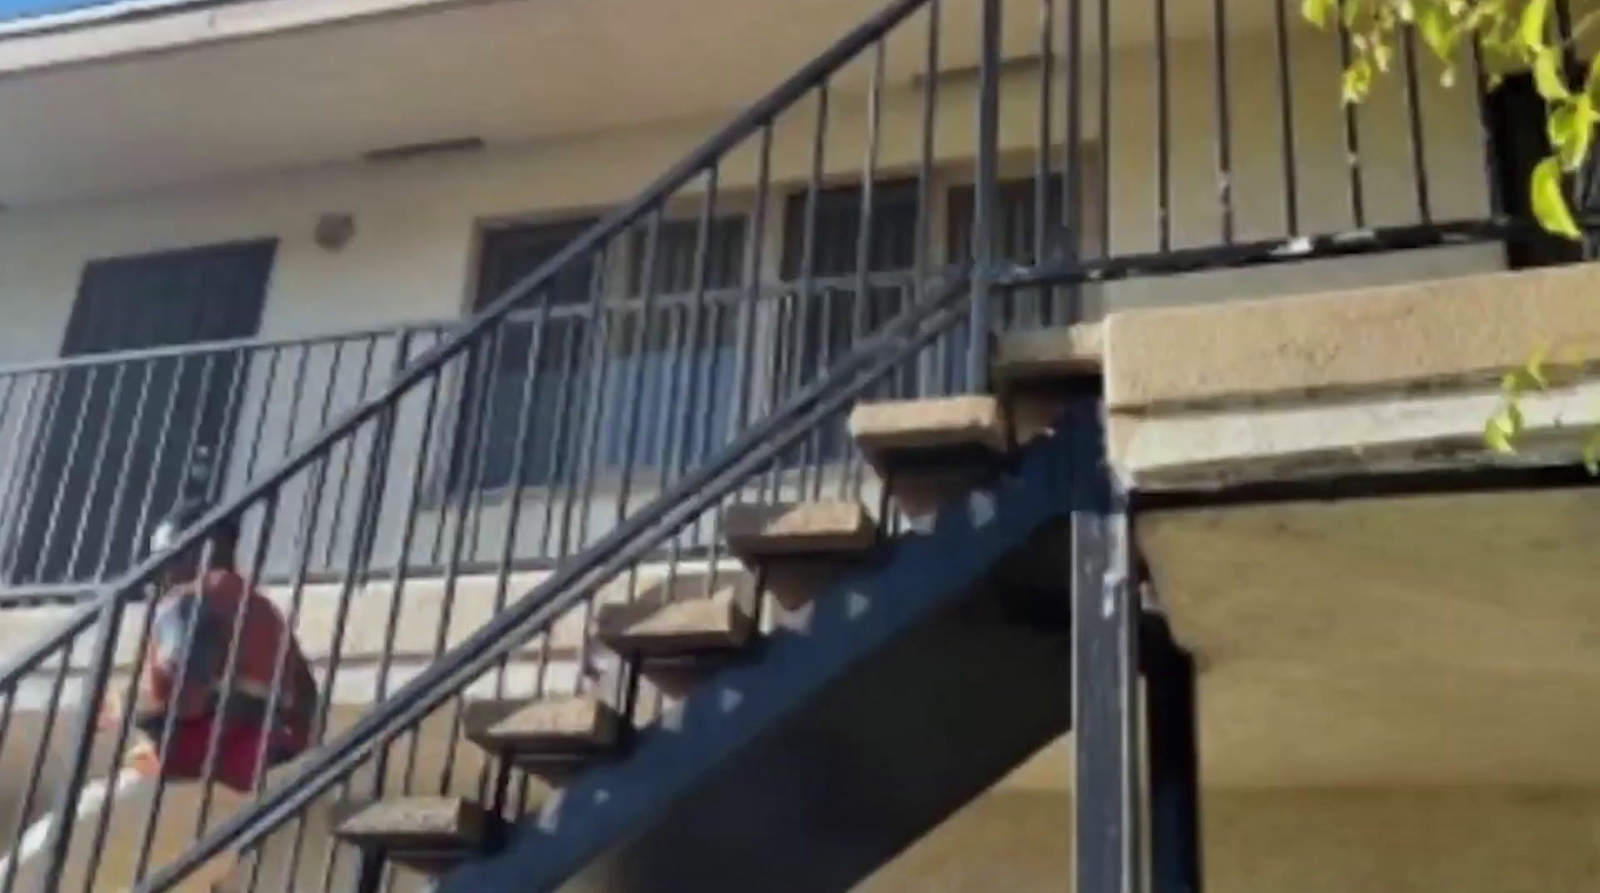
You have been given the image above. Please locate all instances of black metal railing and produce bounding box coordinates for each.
[0,0,1590,890]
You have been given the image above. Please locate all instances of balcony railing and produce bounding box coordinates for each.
[0,1,1597,891]
[0,272,974,604]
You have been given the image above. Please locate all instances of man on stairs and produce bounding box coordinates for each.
[108,499,318,795]
[0,500,320,893]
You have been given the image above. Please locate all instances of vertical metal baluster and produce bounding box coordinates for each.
[137,498,275,874]
[1033,0,1057,330]
[1272,0,1300,236]
[203,351,253,509]
[713,123,771,543]
[465,326,509,567]
[1153,0,1172,252]
[608,213,665,716]
[415,328,501,798]
[41,602,125,893]
[569,249,618,558]
[475,298,553,806]
[309,346,411,893]
[1,629,77,893]
[1335,16,1368,227]
[365,367,447,810]
[1211,0,1234,244]
[1400,24,1433,223]
[536,312,586,561]
[77,559,181,893]
[279,344,316,462]
[322,336,381,571]
[240,349,283,484]
[969,0,1001,394]
[762,291,797,503]
[109,358,191,581]
[0,373,41,581]
[1095,0,1111,259]
[614,213,663,533]
[657,173,720,712]
[0,368,66,579]
[1061,0,1084,323]
[0,373,20,570]
[234,457,335,893]
[915,0,940,375]
[842,41,885,501]
[300,339,350,577]
[75,362,155,582]
[31,365,102,584]
[791,84,829,500]
[61,363,132,581]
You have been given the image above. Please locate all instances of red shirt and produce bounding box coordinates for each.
[129,570,317,791]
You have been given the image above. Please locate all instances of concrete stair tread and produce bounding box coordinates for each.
[466,694,623,757]
[335,796,495,873]
[993,323,1104,382]
[847,394,1008,460]
[597,591,755,656]
[723,501,877,560]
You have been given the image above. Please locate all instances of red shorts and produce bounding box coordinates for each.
[139,720,308,794]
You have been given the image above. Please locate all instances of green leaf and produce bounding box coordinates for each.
[1587,52,1600,99]
[1584,429,1600,475]
[1530,156,1583,239]
[1519,0,1552,53]
[1485,409,1518,454]
[1416,4,1459,64]
[1547,98,1596,171]
[1342,56,1375,103]
[1303,0,1336,28]
[1533,48,1571,100]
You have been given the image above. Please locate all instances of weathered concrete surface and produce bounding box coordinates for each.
[1106,261,1600,412]
[1140,487,1600,788]
[1097,262,1600,488]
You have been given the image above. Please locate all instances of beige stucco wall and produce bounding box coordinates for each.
[0,20,1509,587]
[857,787,1600,893]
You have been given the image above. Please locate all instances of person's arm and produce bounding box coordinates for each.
[141,595,222,725]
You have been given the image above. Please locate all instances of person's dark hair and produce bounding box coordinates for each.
[149,499,241,568]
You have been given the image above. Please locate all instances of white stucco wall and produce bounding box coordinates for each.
[0,22,1511,589]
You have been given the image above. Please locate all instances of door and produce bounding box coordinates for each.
[4,241,275,587]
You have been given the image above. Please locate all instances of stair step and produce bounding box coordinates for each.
[848,395,1009,518]
[466,695,622,762]
[597,590,756,656]
[848,394,1008,459]
[335,796,497,875]
[993,323,1104,383]
[723,501,877,560]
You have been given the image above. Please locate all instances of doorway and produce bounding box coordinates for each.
[3,240,275,587]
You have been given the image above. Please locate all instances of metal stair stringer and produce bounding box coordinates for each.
[434,405,1085,893]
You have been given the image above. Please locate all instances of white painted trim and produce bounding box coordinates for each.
[1115,379,1600,490]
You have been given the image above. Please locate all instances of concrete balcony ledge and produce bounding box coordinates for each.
[1103,262,1600,490]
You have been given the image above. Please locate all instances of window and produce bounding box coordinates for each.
[458,218,599,493]
[947,173,1076,326]
[459,214,748,494]
[775,180,920,463]
[595,215,748,472]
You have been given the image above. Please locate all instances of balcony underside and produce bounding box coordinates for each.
[1063,260,1600,788]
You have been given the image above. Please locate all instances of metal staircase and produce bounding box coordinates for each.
[0,3,1116,892]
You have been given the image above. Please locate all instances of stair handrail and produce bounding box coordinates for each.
[135,265,973,893]
[5,0,951,887]
[0,0,935,703]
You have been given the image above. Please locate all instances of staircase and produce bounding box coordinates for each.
[0,0,1121,891]
[330,385,1088,893]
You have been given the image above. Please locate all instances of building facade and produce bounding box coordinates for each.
[0,0,1597,891]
